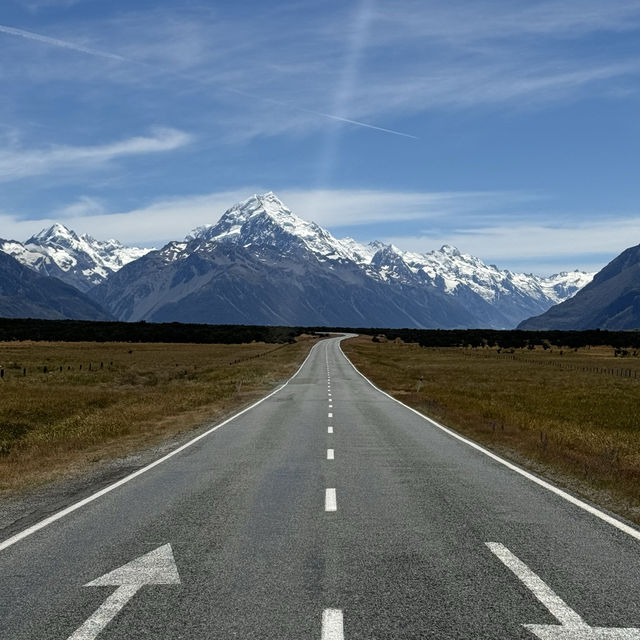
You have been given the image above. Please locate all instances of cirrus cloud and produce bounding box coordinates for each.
[0,127,192,181]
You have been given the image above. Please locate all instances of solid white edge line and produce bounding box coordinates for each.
[321,608,344,640]
[0,339,325,553]
[338,338,640,542]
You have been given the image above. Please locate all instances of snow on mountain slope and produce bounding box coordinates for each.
[536,270,595,304]
[186,192,367,264]
[181,193,593,320]
[403,244,593,307]
[0,224,152,292]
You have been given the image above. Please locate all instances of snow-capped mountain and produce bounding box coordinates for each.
[0,224,152,292]
[91,192,593,328]
[394,245,593,327]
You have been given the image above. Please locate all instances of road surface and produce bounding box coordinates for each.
[1,335,640,639]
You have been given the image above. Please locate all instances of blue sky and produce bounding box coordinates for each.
[2,0,640,274]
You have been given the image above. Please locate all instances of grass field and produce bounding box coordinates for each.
[343,336,640,524]
[0,337,318,493]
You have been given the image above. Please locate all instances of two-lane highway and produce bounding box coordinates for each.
[2,335,640,639]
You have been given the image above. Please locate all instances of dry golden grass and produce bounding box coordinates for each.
[0,337,318,492]
[343,336,640,523]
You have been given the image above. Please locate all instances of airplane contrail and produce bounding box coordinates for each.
[0,23,418,140]
[0,24,127,62]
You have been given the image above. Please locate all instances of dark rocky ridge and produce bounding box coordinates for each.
[519,243,640,330]
[0,251,113,321]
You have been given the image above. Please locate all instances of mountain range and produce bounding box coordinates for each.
[89,192,592,328]
[0,192,594,328]
[0,224,151,292]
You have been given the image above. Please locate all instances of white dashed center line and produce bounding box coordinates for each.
[328,412,333,418]
[328,426,333,433]
[327,448,334,460]
[325,488,337,511]
[321,609,344,640]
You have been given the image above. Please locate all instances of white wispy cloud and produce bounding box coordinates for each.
[3,2,640,141]
[14,0,89,12]
[281,189,532,227]
[0,188,521,244]
[0,21,417,140]
[370,0,640,43]
[0,127,192,181]
[54,195,106,218]
[384,218,640,274]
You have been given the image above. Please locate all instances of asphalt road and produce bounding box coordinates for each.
[2,335,640,639]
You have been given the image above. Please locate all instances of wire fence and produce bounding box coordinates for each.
[461,349,640,380]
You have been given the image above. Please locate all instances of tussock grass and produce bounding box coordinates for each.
[343,336,640,523]
[0,337,317,492]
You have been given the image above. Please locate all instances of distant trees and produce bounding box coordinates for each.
[1,317,639,349]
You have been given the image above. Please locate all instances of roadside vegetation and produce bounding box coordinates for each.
[343,335,640,525]
[0,337,318,493]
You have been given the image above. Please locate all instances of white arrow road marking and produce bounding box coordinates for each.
[325,488,337,511]
[67,544,180,640]
[322,608,344,640]
[487,543,640,639]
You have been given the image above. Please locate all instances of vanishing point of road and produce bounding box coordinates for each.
[2,335,640,639]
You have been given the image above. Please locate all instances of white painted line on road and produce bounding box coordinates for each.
[328,412,333,418]
[67,544,180,640]
[329,404,333,408]
[321,608,344,640]
[325,488,337,511]
[328,427,333,433]
[327,448,334,460]
[338,339,640,542]
[0,340,325,553]
[487,542,640,638]
[486,543,584,628]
